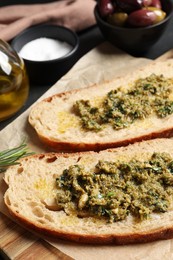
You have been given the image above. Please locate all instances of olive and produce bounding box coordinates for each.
[127,9,157,26]
[143,7,166,23]
[98,0,114,17]
[142,0,152,7]
[151,0,162,9]
[107,12,128,26]
[116,0,143,13]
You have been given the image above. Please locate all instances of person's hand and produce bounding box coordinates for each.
[0,0,96,41]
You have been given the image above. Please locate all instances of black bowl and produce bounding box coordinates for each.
[11,24,79,85]
[94,0,173,55]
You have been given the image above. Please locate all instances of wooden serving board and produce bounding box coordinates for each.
[0,212,73,259]
[1,47,173,260]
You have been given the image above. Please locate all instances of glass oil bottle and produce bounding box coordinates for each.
[0,39,29,122]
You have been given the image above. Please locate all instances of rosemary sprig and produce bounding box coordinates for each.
[0,142,34,173]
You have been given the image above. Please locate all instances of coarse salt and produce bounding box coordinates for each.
[19,37,73,61]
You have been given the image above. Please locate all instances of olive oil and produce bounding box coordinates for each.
[0,40,29,122]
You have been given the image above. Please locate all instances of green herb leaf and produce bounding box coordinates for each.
[0,142,34,173]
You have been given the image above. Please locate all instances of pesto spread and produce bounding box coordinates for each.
[74,74,173,131]
[56,153,173,223]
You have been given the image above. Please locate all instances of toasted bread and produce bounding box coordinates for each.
[29,60,173,152]
[4,138,173,245]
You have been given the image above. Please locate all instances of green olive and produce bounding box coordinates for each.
[107,12,128,26]
[143,7,166,24]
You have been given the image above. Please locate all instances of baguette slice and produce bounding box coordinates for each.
[4,138,173,245]
[29,60,173,152]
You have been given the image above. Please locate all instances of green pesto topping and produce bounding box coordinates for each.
[56,153,173,223]
[74,74,173,131]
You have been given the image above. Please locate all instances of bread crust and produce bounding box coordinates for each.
[29,60,173,152]
[5,206,173,245]
[4,139,173,244]
[38,127,173,152]
[6,206,173,245]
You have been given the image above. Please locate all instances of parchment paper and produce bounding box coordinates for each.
[2,42,171,260]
